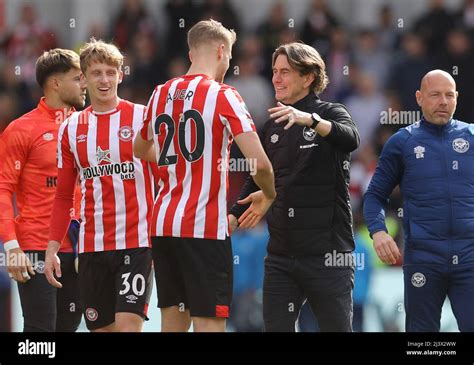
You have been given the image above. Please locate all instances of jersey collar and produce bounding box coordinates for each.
[91,98,123,116]
[37,97,74,123]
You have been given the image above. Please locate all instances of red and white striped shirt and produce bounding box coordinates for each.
[57,99,153,253]
[140,74,256,240]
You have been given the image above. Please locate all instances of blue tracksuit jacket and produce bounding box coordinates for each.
[364,118,474,266]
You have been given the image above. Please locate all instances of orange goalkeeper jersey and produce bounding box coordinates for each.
[0,97,80,252]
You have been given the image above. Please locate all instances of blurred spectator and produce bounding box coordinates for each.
[0,61,36,115]
[166,55,189,79]
[456,0,474,39]
[0,92,19,133]
[350,143,377,211]
[300,0,339,56]
[2,3,56,59]
[1,3,57,86]
[276,27,297,47]
[84,23,107,45]
[413,0,455,57]
[109,0,155,52]
[164,0,201,58]
[351,29,391,89]
[124,28,167,104]
[322,27,352,102]
[256,2,290,74]
[387,32,433,114]
[201,0,240,36]
[227,45,274,129]
[73,23,108,56]
[377,5,400,52]
[379,92,411,135]
[235,35,267,76]
[344,72,388,151]
[437,28,474,122]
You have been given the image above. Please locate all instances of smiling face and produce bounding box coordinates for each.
[85,60,123,110]
[416,70,458,125]
[272,54,313,105]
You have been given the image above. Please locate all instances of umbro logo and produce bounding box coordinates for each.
[126,294,138,304]
[76,134,87,143]
[43,133,54,141]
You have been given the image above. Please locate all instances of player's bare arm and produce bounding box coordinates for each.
[133,130,157,162]
[233,132,276,228]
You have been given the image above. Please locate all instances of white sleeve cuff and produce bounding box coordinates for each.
[4,240,20,251]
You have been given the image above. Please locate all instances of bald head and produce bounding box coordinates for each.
[416,69,458,125]
[420,69,456,92]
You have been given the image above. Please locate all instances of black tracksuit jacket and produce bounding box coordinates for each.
[229,93,360,257]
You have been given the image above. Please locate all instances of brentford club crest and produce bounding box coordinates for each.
[452,138,469,153]
[411,272,426,288]
[33,260,45,274]
[303,127,316,141]
[86,307,98,321]
[118,126,134,142]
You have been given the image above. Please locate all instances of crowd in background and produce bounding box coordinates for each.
[1,0,474,331]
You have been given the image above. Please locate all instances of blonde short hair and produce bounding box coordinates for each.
[79,38,123,73]
[36,48,80,88]
[187,19,236,49]
[272,42,329,95]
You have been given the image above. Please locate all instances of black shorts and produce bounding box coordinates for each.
[152,236,233,318]
[18,251,82,332]
[78,247,153,330]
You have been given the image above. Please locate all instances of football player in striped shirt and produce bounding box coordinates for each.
[134,20,276,332]
[45,39,154,332]
[0,49,85,332]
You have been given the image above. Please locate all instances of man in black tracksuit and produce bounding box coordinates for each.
[229,42,360,332]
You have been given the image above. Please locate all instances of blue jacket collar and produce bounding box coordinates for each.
[420,117,453,133]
